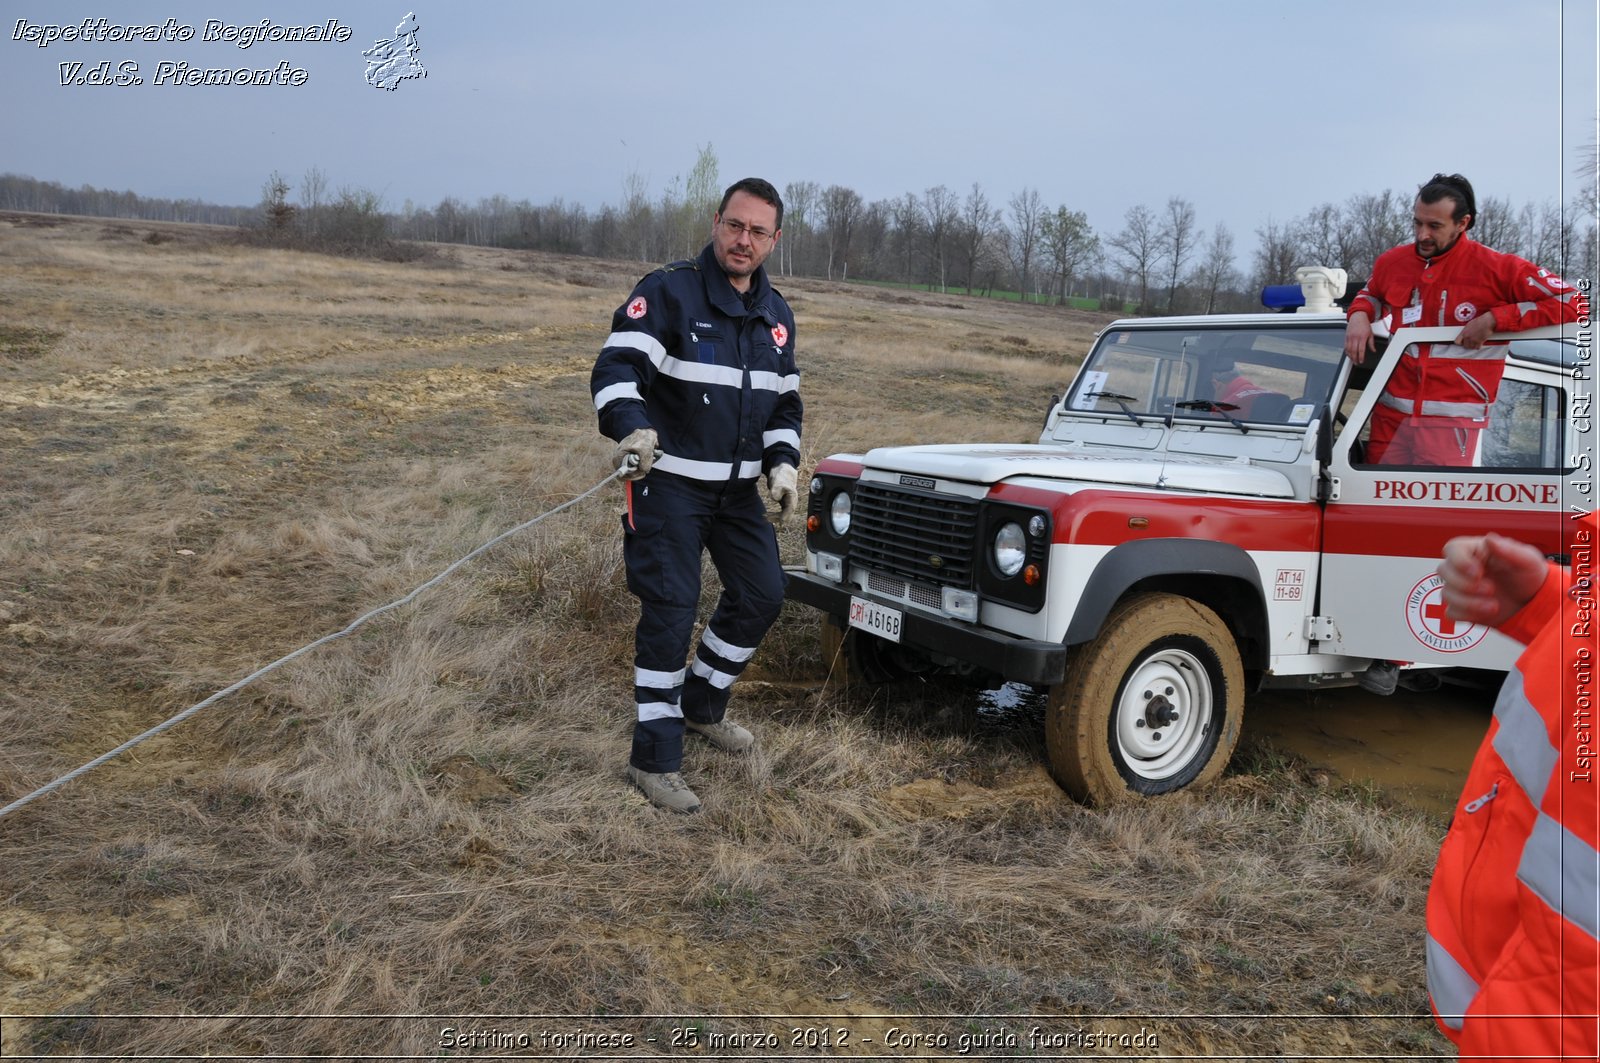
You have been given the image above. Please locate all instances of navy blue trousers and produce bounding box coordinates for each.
[622,472,785,773]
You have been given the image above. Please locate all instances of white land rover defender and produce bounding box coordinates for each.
[786,272,1588,803]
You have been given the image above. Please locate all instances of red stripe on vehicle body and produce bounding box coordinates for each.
[987,485,1320,552]
[821,472,1566,558]
[1324,504,1567,556]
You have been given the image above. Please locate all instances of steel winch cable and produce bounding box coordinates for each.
[0,467,629,822]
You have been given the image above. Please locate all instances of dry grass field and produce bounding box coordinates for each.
[0,213,1467,1059]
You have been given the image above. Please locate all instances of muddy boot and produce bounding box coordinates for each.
[625,766,701,814]
[1358,660,1399,696]
[685,718,755,754]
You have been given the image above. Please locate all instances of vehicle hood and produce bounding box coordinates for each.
[860,443,1294,498]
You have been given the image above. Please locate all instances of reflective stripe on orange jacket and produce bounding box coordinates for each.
[1425,513,1599,1059]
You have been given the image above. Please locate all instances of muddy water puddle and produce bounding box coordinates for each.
[1244,685,1494,816]
[977,681,1494,816]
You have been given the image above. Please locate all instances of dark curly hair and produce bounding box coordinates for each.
[1418,173,1476,230]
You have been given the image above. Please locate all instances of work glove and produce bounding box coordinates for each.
[766,464,798,524]
[613,427,660,481]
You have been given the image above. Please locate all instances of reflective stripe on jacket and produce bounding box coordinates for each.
[590,243,801,484]
[1425,513,1600,1059]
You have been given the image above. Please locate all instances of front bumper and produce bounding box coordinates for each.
[784,568,1068,686]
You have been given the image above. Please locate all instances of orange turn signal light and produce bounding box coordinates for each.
[1023,564,1042,586]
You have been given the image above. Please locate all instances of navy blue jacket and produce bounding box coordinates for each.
[591,243,801,484]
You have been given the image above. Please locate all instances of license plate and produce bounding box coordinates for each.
[848,596,903,643]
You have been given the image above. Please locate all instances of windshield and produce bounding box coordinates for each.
[1067,324,1347,427]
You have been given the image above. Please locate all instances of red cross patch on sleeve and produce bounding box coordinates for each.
[771,323,788,347]
[626,297,648,320]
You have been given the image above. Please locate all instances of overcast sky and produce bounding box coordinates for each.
[4,1,1596,249]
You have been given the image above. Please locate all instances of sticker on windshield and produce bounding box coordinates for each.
[1073,370,1108,410]
[1289,403,1316,423]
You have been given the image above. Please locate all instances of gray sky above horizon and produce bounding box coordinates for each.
[4,1,1596,251]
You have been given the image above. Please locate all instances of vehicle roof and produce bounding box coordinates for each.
[1100,314,1577,370]
[1102,312,1347,330]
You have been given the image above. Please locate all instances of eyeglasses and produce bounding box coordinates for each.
[719,218,776,244]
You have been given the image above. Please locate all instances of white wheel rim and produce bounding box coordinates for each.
[1114,647,1213,781]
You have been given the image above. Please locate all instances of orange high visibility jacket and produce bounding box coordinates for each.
[1349,238,1583,428]
[1425,513,1600,1059]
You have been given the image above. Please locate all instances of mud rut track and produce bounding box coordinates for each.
[0,329,603,540]
[0,325,601,422]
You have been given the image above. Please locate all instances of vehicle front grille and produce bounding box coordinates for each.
[866,570,944,609]
[851,483,979,588]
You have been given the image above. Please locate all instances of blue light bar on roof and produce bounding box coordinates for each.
[1261,284,1304,310]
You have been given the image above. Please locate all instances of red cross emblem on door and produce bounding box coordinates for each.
[1405,573,1488,654]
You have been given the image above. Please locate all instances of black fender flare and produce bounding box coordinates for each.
[1064,538,1268,667]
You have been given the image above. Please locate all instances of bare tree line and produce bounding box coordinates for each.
[4,151,1594,315]
[0,172,253,227]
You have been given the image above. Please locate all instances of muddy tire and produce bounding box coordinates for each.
[1046,593,1244,804]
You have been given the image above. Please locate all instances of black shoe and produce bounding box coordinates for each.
[1358,660,1399,696]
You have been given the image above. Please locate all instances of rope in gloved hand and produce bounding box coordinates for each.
[0,467,628,822]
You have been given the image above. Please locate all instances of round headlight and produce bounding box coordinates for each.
[993,522,1026,577]
[1028,514,1047,539]
[829,491,852,536]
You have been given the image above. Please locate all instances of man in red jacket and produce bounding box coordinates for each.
[1209,359,1275,417]
[1428,516,1598,1058]
[1344,173,1584,465]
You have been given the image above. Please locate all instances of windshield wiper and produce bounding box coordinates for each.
[1081,390,1144,427]
[1173,399,1250,433]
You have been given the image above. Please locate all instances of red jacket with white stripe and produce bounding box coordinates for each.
[1425,513,1599,1059]
[1349,237,1583,428]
